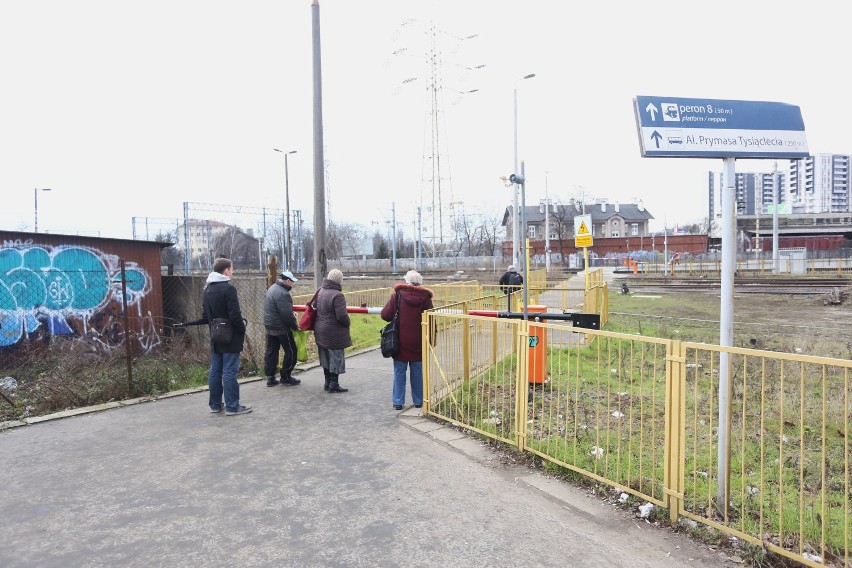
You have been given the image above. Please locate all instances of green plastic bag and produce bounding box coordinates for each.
[293,330,308,363]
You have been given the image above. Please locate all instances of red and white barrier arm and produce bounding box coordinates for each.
[293,305,384,315]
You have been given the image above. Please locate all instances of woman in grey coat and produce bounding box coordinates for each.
[313,269,352,393]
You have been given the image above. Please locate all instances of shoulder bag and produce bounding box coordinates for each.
[210,318,233,344]
[380,291,401,358]
[298,289,321,331]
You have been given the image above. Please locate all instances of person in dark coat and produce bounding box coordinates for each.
[498,265,523,310]
[380,270,434,410]
[498,264,524,294]
[313,269,351,393]
[263,270,301,387]
[182,257,251,416]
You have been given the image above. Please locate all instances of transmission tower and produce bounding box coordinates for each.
[389,19,483,257]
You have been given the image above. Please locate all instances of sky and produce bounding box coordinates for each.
[2,0,850,242]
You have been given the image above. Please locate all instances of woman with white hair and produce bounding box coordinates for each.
[380,270,433,410]
[313,268,351,393]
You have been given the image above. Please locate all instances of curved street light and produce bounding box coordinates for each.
[274,149,298,270]
[512,73,536,269]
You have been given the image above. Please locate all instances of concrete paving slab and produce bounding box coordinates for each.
[406,419,444,433]
[0,347,729,568]
[428,426,470,443]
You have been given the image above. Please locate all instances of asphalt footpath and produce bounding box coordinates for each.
[0,346,735,568]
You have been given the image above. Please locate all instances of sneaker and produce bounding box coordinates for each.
[414,404,422,408]
[225,405,253,416]
[266,378,280,387]
[280,377,301,386]
[393,405,403,410]
[210,405,224,413]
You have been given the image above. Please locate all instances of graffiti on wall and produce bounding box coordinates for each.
[0,241,158,350]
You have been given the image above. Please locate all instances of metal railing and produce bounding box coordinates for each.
[423,313,851,568]
[637,258,852,277]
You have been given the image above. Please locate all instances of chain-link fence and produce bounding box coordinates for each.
[0,266,399,423]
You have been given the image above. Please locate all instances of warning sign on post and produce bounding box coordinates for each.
[574,214,592,248]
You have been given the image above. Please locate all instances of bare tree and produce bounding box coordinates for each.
[153,231,183,267]
[549,200,577,267]
[478,209,504,257]
[451,213,473,256]
[326,221,370,260]
[212,226,261,269]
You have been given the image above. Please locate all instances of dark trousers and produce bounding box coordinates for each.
[264,333,297,379]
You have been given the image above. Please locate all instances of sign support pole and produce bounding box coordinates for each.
[717,156,736,514]
[633,95,809,520]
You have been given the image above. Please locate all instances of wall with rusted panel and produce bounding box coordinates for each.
[0,231,167,353]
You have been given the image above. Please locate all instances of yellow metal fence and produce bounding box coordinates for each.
[423,314,851,568]
[640,258,852,276]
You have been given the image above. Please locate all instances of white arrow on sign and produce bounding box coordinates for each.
[645,102,658,121]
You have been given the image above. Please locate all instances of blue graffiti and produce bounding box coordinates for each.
[0,245,151,347]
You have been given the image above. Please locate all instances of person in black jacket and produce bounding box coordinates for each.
[498,265,524,310]
[183,258,251,416]
[263,270,301,387]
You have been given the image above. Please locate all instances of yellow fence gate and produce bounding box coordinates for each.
[423,313,851,568]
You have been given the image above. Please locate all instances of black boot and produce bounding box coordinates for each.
[266,376,279,387]
[323,369,331,392]
[327,374,348,393]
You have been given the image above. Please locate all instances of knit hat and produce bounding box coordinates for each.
[327,269,343,284]
[404,270,423,285]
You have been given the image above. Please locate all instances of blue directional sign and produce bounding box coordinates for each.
[633,96,809,159]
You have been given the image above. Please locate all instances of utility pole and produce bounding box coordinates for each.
[416,205,422,271]
[542,171,551,273]
[391,202,397,273]
[292,209,304,272]
[772,164,780,273]
[755,173,761,256]
[311,0,327,288]
[183,202,191,274]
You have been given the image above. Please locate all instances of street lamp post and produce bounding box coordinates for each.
[274,149,297,270]
[512,73,535,270]
[509,166,529,321]
[542,171,551,273]
[294,210,304,272]
[34,188,53,233]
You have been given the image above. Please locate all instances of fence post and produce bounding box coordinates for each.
[422,310,430,413]
[462,301,471,383]
[664,339,685,522]
[515,320,529,451]
[120,259,134,396]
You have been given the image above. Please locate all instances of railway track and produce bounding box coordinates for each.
[619,277,852,294]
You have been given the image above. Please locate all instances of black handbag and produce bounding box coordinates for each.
[380,292,401,358]
[210,318,233,344]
